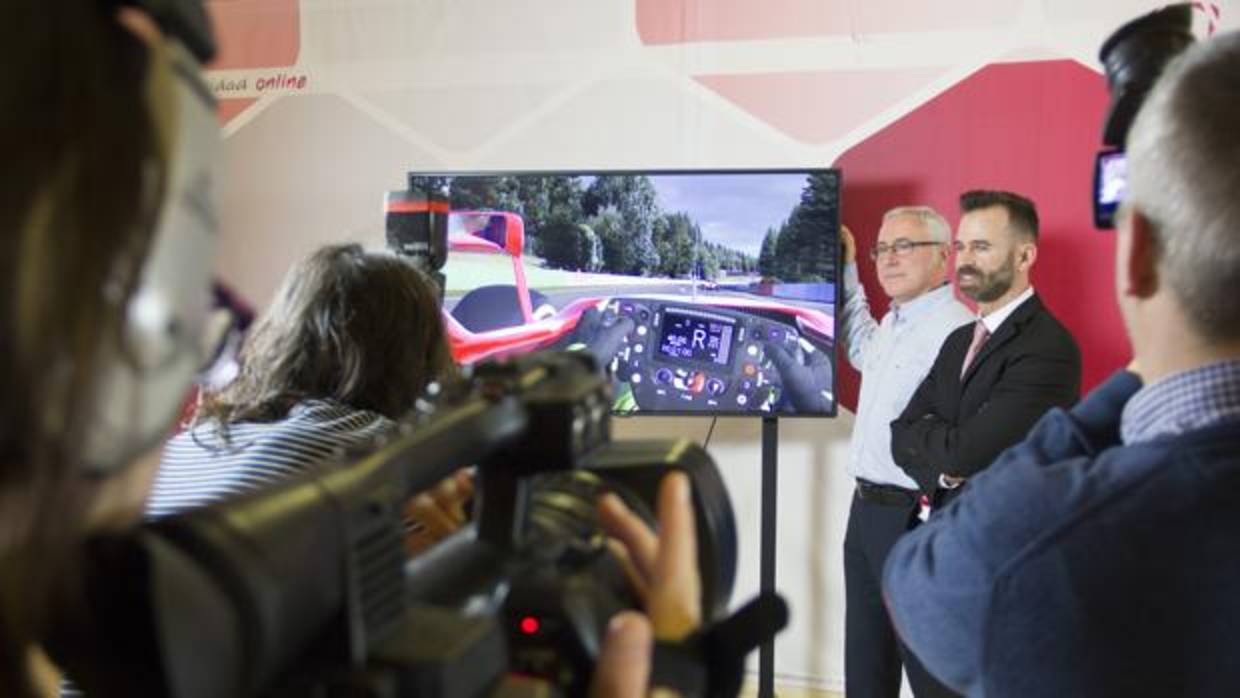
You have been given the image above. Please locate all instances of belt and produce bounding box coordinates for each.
[855,479,918,507]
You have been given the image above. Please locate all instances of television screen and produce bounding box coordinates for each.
[408,169,840,417]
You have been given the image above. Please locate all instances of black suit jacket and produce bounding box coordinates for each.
[890,293,1081,495]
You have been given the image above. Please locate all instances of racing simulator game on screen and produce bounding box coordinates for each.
[408,169,841,417]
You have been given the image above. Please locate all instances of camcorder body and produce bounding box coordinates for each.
[1093,3,1196,229]
[53,351,765,698]
[385,182,451,301]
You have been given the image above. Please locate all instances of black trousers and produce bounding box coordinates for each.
[844,489,960,698]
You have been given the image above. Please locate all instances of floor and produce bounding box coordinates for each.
[739,680,841,698]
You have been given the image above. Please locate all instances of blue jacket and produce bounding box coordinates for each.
[883,371,1240,697]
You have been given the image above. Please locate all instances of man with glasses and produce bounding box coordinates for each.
[839,206,971,698]
[890,191,1080,510]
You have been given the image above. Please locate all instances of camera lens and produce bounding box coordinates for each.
[1098,3,1195,147]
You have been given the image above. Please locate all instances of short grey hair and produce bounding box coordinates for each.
[1127,32,1240,342]
[882,205,951,243]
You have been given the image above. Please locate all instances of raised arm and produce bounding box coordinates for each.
[839,226,882,370]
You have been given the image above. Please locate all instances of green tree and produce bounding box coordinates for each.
[654,212,697,278]
[590,208,632,274]
[540,221,601,271]
[758,225,778,280]
[583,176,660,275]
[709,242,752,275]
[773,172,840,282]
[699,247,721,281]
[772,219,795,281]
[446,176,521,213]
[405,175,451,195]
[512,175,585,255]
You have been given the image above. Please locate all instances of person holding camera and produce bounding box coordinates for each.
[837,208,972,698]
[883,30,1240,697]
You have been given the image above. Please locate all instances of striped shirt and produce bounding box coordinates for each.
[148,399,395,519]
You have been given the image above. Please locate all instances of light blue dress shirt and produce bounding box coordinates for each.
[842,263,972,488]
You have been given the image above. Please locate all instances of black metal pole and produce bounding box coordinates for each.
[759,416,778,698]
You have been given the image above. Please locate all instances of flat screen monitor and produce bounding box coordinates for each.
[408,169,840,417]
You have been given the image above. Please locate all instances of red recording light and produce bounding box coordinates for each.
[519,616,541,635]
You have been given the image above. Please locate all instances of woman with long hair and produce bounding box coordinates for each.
[151,244,469,552]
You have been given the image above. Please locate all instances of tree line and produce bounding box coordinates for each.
[756,170,840,283]
[407,172,838,283]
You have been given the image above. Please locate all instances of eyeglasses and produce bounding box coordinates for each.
[870,239,943,260]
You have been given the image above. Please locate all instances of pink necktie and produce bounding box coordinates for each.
[960,320,990,378]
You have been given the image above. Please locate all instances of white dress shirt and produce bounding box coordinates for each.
[842,263,973,488]
[979,285,1035,333]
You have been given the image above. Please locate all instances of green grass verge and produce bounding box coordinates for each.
[442,253,665,293]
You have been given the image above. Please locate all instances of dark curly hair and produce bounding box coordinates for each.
[196,244,456,434]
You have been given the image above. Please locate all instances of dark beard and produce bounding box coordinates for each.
[958,253,1015,303]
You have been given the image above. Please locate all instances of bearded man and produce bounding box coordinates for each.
[889,190,1081,511]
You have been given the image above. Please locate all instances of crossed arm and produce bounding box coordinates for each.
[891,346,1080,493]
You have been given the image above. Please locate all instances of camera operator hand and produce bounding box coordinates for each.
[763,339,833,414]
[591,472,701,697]
[403,468,474,555]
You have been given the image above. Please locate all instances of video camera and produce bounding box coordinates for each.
[386,177,451,300]
[55,351,785,697]
[1092,3,1196,228]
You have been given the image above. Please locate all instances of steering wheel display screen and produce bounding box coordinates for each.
[658,309,735,366]
[606,297,835,416]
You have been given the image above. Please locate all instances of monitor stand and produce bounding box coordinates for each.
[758,416,778,698]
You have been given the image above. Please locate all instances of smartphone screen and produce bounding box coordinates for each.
[1093,149,1127,229]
